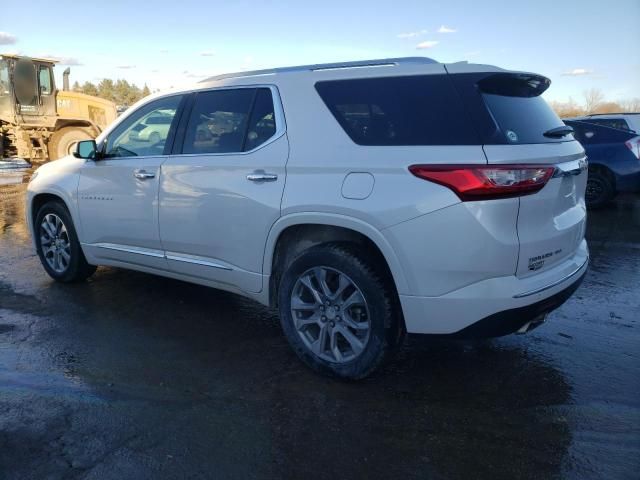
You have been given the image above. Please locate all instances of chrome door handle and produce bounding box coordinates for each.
[247,171,278,182]
[134,169,155,180]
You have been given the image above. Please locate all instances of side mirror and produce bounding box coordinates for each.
[74,140,98,159]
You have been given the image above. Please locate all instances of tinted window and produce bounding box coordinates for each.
[451,73,567,144]
[105,95,183,158]
[183,89,256,154]
[565,120,635,145]
[244,89,276,151]
[482,94,564,144]
[583,119,630,131]
[315,75,479,145]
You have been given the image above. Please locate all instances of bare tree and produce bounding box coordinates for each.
[583,88,605,114]
[620,98,640,113]
[550,97,585,118]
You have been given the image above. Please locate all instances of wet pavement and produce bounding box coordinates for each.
[0,169,638,479]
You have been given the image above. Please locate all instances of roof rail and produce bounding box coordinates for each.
[587,112,639,116]
[200,57,438,83]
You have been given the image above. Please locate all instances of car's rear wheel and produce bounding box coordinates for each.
[586,169,616,209]
[35,201,96,282]
[278,243,403,379]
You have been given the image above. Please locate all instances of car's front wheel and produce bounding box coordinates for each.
[35,201,96,282]
[278,244,403,379]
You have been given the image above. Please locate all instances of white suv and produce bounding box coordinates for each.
[26,57,589,379]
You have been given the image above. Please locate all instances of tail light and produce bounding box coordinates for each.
[409,164,555,201]
[625,137,640,160]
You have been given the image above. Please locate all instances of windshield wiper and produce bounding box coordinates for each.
[544,125,574,138]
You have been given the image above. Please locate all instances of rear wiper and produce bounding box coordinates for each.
[544,125,574,138]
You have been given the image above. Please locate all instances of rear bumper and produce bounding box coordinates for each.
[445,268,585,338]
[400,239,588,336]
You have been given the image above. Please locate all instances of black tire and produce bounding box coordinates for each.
[34,201,96,282]
[278,243,404,379]
[48,127,94,160]
[586,169,616,209]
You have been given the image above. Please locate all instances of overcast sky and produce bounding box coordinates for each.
[1,0,639,103]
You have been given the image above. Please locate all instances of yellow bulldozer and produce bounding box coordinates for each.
[0,54,117,164]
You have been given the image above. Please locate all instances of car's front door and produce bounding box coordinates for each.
[78,94,185,270]
[159,87,288,293]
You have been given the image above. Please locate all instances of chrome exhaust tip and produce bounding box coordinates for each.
[516,313,548,334]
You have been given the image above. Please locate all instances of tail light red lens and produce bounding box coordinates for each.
[624,137,640,160]
[409,164,555,201]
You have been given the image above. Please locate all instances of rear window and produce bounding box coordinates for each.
[315,75,479,145]
[451,73,568,145]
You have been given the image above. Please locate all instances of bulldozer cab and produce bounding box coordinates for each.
[0,55,57,122]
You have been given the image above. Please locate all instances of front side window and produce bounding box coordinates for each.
[38,66,53,95]
[105,95,183,158]
[182,87,276,154]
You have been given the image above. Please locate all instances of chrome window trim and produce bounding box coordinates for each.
[513,256,588,299]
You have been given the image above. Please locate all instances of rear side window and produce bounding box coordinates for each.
[584,119,630,131]
[315,75,479,145]
[244,89,276,151]
[182,87,277,154]
[451,73,567,145]
[565,120,636,145]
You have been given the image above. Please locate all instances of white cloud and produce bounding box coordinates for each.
[437,25,457,33]
[0,32,17,45]
[38,54,82,65]
[562,68,593,76]
[200,50,215,57]
[116,64,136,69]
[57,57,82,66]
[159,49,169,54]
[416,40,439,49]
[182,70,207,78]
[397,29,427,39]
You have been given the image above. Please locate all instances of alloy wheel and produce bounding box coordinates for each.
[39,213,71,273]
[290,266,371,363]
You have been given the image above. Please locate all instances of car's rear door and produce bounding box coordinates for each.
[159,86,288,293]
[451,70,588,277]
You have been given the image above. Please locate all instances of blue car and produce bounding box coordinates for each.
[564,120,640,208]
